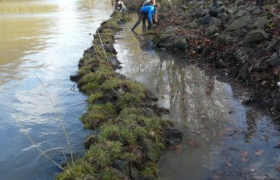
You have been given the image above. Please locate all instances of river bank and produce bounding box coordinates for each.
[152,0,280,119]
[113,13,280,180]
[58,12,182,180]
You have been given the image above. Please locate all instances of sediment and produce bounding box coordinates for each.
[57,12,182,180]
[152,0,280,119]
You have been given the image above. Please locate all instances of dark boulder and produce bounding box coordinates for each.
[145,89,158,101]
[70,74,81,82]
[267,52,280,68]
[163,127,183,146]
[200,16,211,25]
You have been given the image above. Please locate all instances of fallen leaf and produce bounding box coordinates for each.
[241,151,248,158]
[218,132,224,136]
[255,150,263,156]
[170,144,182,150]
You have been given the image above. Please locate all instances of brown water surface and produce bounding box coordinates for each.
[0,0,113,179]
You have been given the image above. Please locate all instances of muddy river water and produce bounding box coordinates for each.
[0,0,113,179]
[115,15,280,180]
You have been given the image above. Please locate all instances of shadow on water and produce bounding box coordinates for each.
[114,14,280,180]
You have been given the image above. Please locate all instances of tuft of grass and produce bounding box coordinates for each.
[81,103,116,129]
[56,160,96,180]
[85,141,123,167]
[88,92,104,104]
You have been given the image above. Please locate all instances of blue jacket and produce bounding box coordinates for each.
[140,5,156,23]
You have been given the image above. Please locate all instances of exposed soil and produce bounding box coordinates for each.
[152,0,280,120]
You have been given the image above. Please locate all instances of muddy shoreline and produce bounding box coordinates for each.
[58,13,182,180]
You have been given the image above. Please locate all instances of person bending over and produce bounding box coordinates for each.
[114,0,126,13]
[131,3,160,31]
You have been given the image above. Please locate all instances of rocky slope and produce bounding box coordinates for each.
[152,0,280,119]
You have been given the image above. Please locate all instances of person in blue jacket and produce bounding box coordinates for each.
[131,3,160,31]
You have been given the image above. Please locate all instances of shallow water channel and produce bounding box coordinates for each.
[0,0,113,179]
[114,15,280,180]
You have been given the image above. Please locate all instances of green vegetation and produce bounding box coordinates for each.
[57,13,168,180]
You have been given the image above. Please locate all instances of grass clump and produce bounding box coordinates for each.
[85,140,123,167]
[57,13,171,180]
[56,160,96,180]
[82,103,116,129]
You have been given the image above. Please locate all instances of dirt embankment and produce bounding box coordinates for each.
[152,0,280,120]
[57,13,182,180]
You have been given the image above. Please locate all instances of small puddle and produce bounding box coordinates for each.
[114,14,280,180]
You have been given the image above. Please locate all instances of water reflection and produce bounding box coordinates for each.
[0,0,113,179]
[115,15,280,180]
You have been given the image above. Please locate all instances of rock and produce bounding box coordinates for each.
[230,29,248,38]
[234,10,247,19]
[218,12,230,21]
[254,48,267,59]
[103,43,116,53]
[217,34,236,45]
[91,65,99,73]
[115,73,126,80]
[145,89,158,101]
[253,8,262,14]
[142,139,161,162]
[237,68,250,81]
[227,6,238,14]
[200,16,211,25]
[163,26,179,34]
[174,35,187,50]
[206,25,219,36]
[158,38,174,48]
[267,52,280,68]
[275,98,280,111]
[108,57,120,68]
[209,17,221,27]
[246,6,256,12]
[185,21,199,29]
[262,4,277,12]
[195,46,203,53]
[226,15,253,31]
[209,7,219,17]
[84,134,97,149]
[245,29,268,43]
[252,16,268,29]
[163,127,183,146]
[234,49,249,63]
[235,0,245,6]
[70,74,81,82]
[112,160,130,177]
[139,107,156,118]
